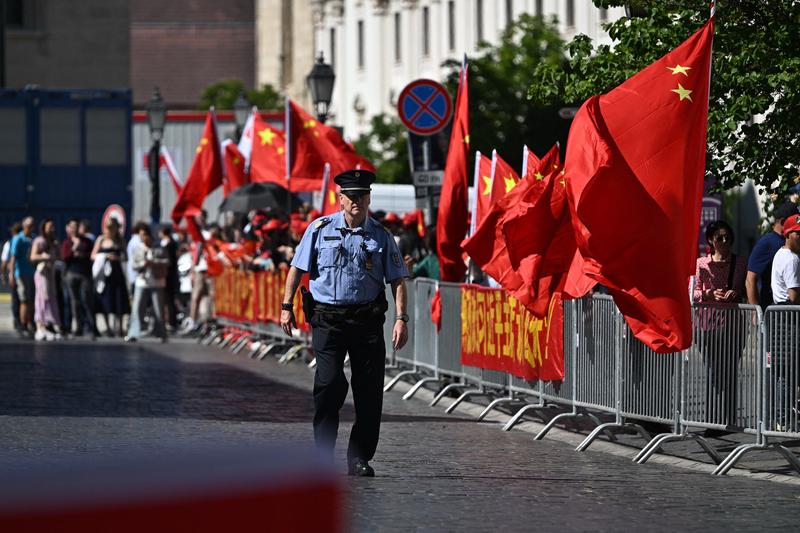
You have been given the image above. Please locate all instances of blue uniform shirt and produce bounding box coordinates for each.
[747,230,785,307]
[291,211,409,305]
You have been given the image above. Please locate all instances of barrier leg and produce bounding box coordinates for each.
[444,389,484,414]
[429,383,464,407]
[402,377,440,400]
[502,401,546,431]
[279,343,306,364]
[773,444,800,474]
[308,357,317,369]
[576,422,650,452]
[712,442,766,475]
[476,397,525,422]
[534,408,601,441]
[384,370,418,392]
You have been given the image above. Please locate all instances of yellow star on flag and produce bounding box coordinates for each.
[463,134,470,145]
[481,175,492,195]
[503,176,517,193]
[196,137,209,154]
[304,119,317,129]
[258,128,276,145]
[667,64,691,76]
[277,146,285,155]
[328,190,336,205]
[534,171,544,181]
[233,156,242,165]
[671,83,693,101]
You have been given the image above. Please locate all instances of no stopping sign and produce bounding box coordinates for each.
[397,79,453,136]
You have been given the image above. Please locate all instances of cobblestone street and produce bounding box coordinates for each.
[1,329,799,532]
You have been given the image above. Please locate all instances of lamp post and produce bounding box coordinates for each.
[233,91,249,141]
[146,87,167,226]
[306,51,336,124]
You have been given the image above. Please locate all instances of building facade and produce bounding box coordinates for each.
[130,0,257,108]
[3,0,130,89]
[309,0,625,136]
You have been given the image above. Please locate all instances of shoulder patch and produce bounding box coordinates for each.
[313,218,331,231]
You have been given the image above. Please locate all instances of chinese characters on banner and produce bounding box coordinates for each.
[214,268,310,331]
[460,285,564,381]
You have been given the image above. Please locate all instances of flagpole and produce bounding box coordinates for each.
[318,163,330,213]
[489,149,498,204]
[285,96,291,217]
[469,150,481,237]
[521,145,529,180]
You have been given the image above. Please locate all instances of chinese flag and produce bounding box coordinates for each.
[172,111,223,224]
[287,99,374,191]
[437,57,470,282]
[524,143,561,181]
[222,140,248,197]
[564,18,714,352]
[415,209,426,238]
[250,115,288,187]
[318,163,340,216]
[500,167,576,316]
[471,151,493,233]
[489,150,521,205]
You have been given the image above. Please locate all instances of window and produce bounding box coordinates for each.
[0,109,26,165]
[422,7,430,56]
[566,0,575,27]
[394,12,401,62]
[599,7,608,22]
[535,0,543,17]
[357,20,364,69]
[330,28,336,70]
[448,1,455,50]
[476,0,483,42]
[40,108,80,166]
[505,0,513,27]
[86,109,127,166]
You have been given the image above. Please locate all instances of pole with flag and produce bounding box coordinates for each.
[469,150,482,236]
[284,96,292,216]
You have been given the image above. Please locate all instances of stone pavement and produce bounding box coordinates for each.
[1,322,799,532]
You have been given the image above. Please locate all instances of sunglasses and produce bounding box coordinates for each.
[713,234,732,242]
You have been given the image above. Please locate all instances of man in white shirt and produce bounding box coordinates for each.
[769,212,800,431]
[771,213,800,305]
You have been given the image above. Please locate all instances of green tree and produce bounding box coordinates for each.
[352,113,411,184]
[199,79,283,111]
[529,0,800,195]
[442,13,570,165]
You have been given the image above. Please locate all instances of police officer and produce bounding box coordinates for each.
[280,169,409,477]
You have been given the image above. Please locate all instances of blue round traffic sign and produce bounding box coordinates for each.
[397,79,453,136]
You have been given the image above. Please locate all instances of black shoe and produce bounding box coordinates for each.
[347,459,375,477]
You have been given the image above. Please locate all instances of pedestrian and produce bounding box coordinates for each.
[91,218,130,337]
[8,216,36,337]
[29,218,62,341]
[159,224,180,331]
[769,213,800,431]
[693,220,748,434]
[280,169,409,477]
[61,218,97,338]
[746,201,798,309]
[1,222,23,333]
[127,221,148,294]
[125,225,169,343]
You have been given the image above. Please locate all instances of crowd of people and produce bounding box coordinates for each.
[0,206,438,343]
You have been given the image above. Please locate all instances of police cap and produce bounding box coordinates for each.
[334,169,376,197]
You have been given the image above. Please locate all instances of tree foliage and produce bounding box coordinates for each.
[352,113,411,184]
[529,0,800,194]
[443,14,569,164]
[199,79,283,112]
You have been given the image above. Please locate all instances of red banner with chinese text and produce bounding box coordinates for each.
[214,268,309,332]
[460,285,563,381]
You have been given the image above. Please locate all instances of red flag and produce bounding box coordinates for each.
[222,140,248,197]
[430,288,442,332]
[172,111,223,224]
[564,18,714,352]
[437,57,470,282]
[160,145,183,193]
[319,163,339,216]
[415,209,426,238]
[489,150,521,205]
[470,151,493,234]
[500,168,577,316]
[524,144,560,182]
[250,115,288,187]
[287,99,374,191]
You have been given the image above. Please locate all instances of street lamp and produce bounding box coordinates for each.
[306,51,336,124]
[233,90,249,141]
[146,87,167,226]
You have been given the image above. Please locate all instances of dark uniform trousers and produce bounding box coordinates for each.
[310,303,386,462]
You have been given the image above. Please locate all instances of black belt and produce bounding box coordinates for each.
[314,293,387,319]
